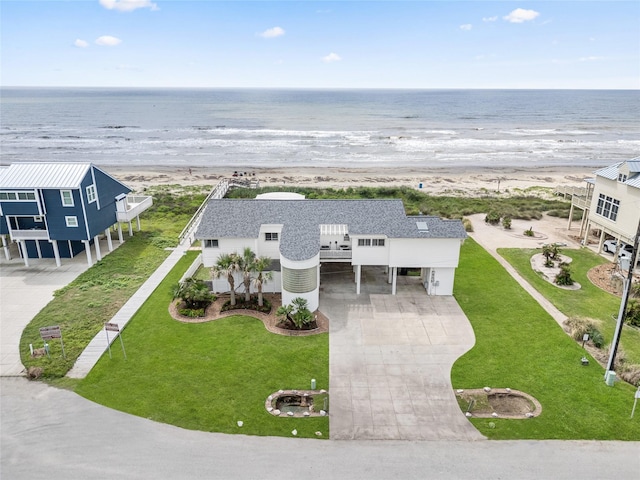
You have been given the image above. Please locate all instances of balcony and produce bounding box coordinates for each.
[116,195,153,222]
[320,244,352,261]
[10,228,49,241]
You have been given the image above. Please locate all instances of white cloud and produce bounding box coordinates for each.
[74,39,89,48]
[460,24,472,31]
[503,8,540,23]
[95,35,122,46]
[483,16,498,22]
[259,27,285,39]
[579,56,605,62]
[99,0,158,12]
[322,52,342,63]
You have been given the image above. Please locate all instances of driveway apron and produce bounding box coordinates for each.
[320,265,484,441]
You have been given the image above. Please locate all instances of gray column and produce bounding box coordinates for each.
[1,235,10,260]
[356,264,361,295]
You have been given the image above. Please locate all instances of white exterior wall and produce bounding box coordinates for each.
[589,177,640,242]
[257,224,283,258]
[425,267,455,296]
[351,236,389,265]
[389,238,461,268]
[201,237,258,267]
[280,253,320,311]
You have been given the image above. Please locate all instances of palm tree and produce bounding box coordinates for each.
[238,247,256,303]
[252,256,274,307]
[211,253,240,306]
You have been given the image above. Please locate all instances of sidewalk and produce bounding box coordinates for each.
[66,245,189,378]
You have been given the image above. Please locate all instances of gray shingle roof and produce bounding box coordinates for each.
[196,199,467,261]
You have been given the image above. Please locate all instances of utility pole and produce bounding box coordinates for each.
[605,217,640,378]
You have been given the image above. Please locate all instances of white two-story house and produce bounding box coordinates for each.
[195,196,467,312]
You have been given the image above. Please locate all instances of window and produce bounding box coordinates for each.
[65,216,78,227]
[204,239,219,248]
[358,238,385,247]
[0,191,35,201]
[265,232,278,241]
[595,194,620,221]
[61,190,74,207]
[86,185,97,203]
[618,173,628,182]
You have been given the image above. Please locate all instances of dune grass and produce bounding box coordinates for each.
[75,251,330,439]
[452,239,640,440]
[498,247,640,364]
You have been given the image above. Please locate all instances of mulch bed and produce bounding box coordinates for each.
[169,293,329,336]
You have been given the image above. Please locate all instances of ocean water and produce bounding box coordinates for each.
[1,88,638,169]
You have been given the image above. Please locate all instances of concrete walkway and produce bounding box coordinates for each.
[321,265,483,441]
[67,244,188,378]
[0,238,120,377]
[467,214,571,327]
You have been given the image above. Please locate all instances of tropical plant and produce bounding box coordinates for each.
[252,255,274,307]
[211,253,240,306]
[172,277,215,310]
[625,299,640,328]
[485,211,501,225]
[524,227,535,237]
[238,247,256,303]
[276,304,294,324]
[502,216,512,229]
[555,262,574,286]
[276,297,314,330]
[631,282,640,299]
[542,244,559,268]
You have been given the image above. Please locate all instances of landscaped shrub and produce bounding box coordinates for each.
[563,316,604,348]
[221,295,271,313]
[524,227,535,237]
[276,297,316,330]
[485,211,501,225]
[172,277,216,310]
[555,262,574,286]
[502,217,512,229]
[588,325,605,348]
[462,218,474,232]
[179,307,205,317]
[624,299,640,328]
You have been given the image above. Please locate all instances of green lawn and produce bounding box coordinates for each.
[452,239,640,440]
[75,252,330,439]
[498,247,640,364]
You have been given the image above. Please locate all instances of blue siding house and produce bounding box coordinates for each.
[0,163,152,267]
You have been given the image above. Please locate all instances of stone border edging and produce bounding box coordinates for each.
[265,389,329,417]
[168,293,329,336]
[455,388,542,419]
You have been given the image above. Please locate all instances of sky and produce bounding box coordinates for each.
[1,0,639,89]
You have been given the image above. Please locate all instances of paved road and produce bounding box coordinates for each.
[2,378,638,480]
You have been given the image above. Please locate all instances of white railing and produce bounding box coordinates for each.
[116,195,153,222]
[10,229,49,241]
[178,179,230,246]
[320,250,352,260]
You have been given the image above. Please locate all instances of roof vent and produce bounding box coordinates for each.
[416,221,429,232]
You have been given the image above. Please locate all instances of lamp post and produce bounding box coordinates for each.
[605,217,640,379]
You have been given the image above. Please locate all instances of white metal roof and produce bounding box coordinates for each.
[0,163,92,189]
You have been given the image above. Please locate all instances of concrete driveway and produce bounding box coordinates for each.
[0,238,118,376]
[320,264,483,441]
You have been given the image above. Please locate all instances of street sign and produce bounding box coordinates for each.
[104,323,120,332]
[39,326,61,340]
[38,325,65,358]
[104,322,126,360]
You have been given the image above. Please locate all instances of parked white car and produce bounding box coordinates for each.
[603,239,633,255]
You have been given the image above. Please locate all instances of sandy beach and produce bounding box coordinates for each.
[105,164,595,196]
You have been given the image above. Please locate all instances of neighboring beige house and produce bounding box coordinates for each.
[568,158,640,253]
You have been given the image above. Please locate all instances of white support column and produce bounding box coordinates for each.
[35,240,42,259]
[105,228,113,252]
[391,267,397,295]
[84,240,93,266]
[68,240,74,258]
[597,229,606,253]
[582,221,590,246]
[51,240,61,267]
[567,204,574,230]
[356,264,361,295]
[1,235,10,260]
[128,221,133,237]
[94,235,102,261]
[117,223,124,243]
[136,215,141,232]
[19,240,29,267]
[387,267,393,284]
